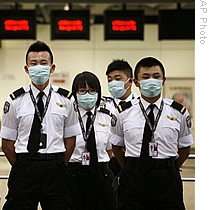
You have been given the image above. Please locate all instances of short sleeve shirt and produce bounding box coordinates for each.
[110,97,194,159]
[69,104,112,163]
[0,84,80,153]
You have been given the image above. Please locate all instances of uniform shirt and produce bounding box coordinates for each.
[69,105,112,163]
[102,93,138,113]
[110,97,194,159]
[0,84,80,154]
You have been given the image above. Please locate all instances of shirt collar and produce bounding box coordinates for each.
[140,97,163,110]
[78,106,96,118]
[30,83,50,98]
[114,92,135,105]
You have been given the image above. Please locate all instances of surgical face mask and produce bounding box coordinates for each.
[28,65,51,85]
[108,79,130,98]
[139,78,163,98]
[77,92,98,110]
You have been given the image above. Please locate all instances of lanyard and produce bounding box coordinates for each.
[76,105,97,144]
[29,86,52,122]
[139,99,164,141]
[112,99,118,109]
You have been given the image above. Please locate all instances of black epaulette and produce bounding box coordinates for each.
[57,88,72,99]
[118,101,132,113]
[102,96,118,108]
[99,107,117,126]
[9,87,25,100]
[171,100,186,115]
[101,96,114,101]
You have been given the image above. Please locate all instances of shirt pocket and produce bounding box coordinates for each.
[95,124,110,147]
[162,120,180,142]
[51,106,68,131]
[123,121,144,144]
[17,108,34,130]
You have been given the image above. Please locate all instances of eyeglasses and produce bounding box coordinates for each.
[77,89,97,95]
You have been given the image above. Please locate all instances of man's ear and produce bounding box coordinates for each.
[134,79,140,88]
[24,65,29,74]
[50,64,56,74]
[162,77,166,86]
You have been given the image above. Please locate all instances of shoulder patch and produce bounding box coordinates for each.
[118,101,132,113]
[186,115,192,128]
[3,101,10,114]
[9,87,25,100]
[171,100,186,115]
[57,88,72,99]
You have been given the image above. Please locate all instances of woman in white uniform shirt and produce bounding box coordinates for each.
[67,71,116,210]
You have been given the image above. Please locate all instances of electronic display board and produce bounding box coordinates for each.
[51,10,90,40]
[0,10,36,39]
[158,9,195,40]
[104,10,144,40]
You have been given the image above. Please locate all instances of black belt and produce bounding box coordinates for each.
[16,153,64,161]
[126,157,176,169]
[68,162,109,172]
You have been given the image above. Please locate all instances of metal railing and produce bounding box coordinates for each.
[0,152,195,181]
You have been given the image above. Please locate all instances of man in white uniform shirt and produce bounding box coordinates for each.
[103,59,138,175]
[110,57,194,210]
[0,41,80,210]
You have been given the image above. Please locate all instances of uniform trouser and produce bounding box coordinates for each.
[67,162,116,210]
[3,153,73,210]
[109,156,122,176]
[117,157,185,210]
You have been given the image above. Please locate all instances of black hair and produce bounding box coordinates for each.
[106,59,133,78]
[134,57,165,79]
[72,71,101,107]
[25,40,54,64]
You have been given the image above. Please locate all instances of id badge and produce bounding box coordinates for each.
[39,133,47,149]
[149,142,158,157]
[82,151,90,165]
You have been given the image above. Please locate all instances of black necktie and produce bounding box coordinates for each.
[86,111,98,173]
[37,92,44,116]
[140,104,155,158]
[119,101,125,105]
[27,92,44,155]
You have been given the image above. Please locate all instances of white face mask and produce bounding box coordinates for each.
[139,78,163,98]
[77,92,98,110]
[28,65,51,85]
[108,79,130,98]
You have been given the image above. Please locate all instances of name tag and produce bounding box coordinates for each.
[39,133,47,149]
[82,151,90,165]
[149,142,158,157]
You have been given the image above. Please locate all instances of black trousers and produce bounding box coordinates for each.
[117,157,185,210]
[67,162,116,210]
[109,156,122,176]
[3,153,73,210]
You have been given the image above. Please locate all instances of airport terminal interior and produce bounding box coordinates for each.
[0,0,195,209]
